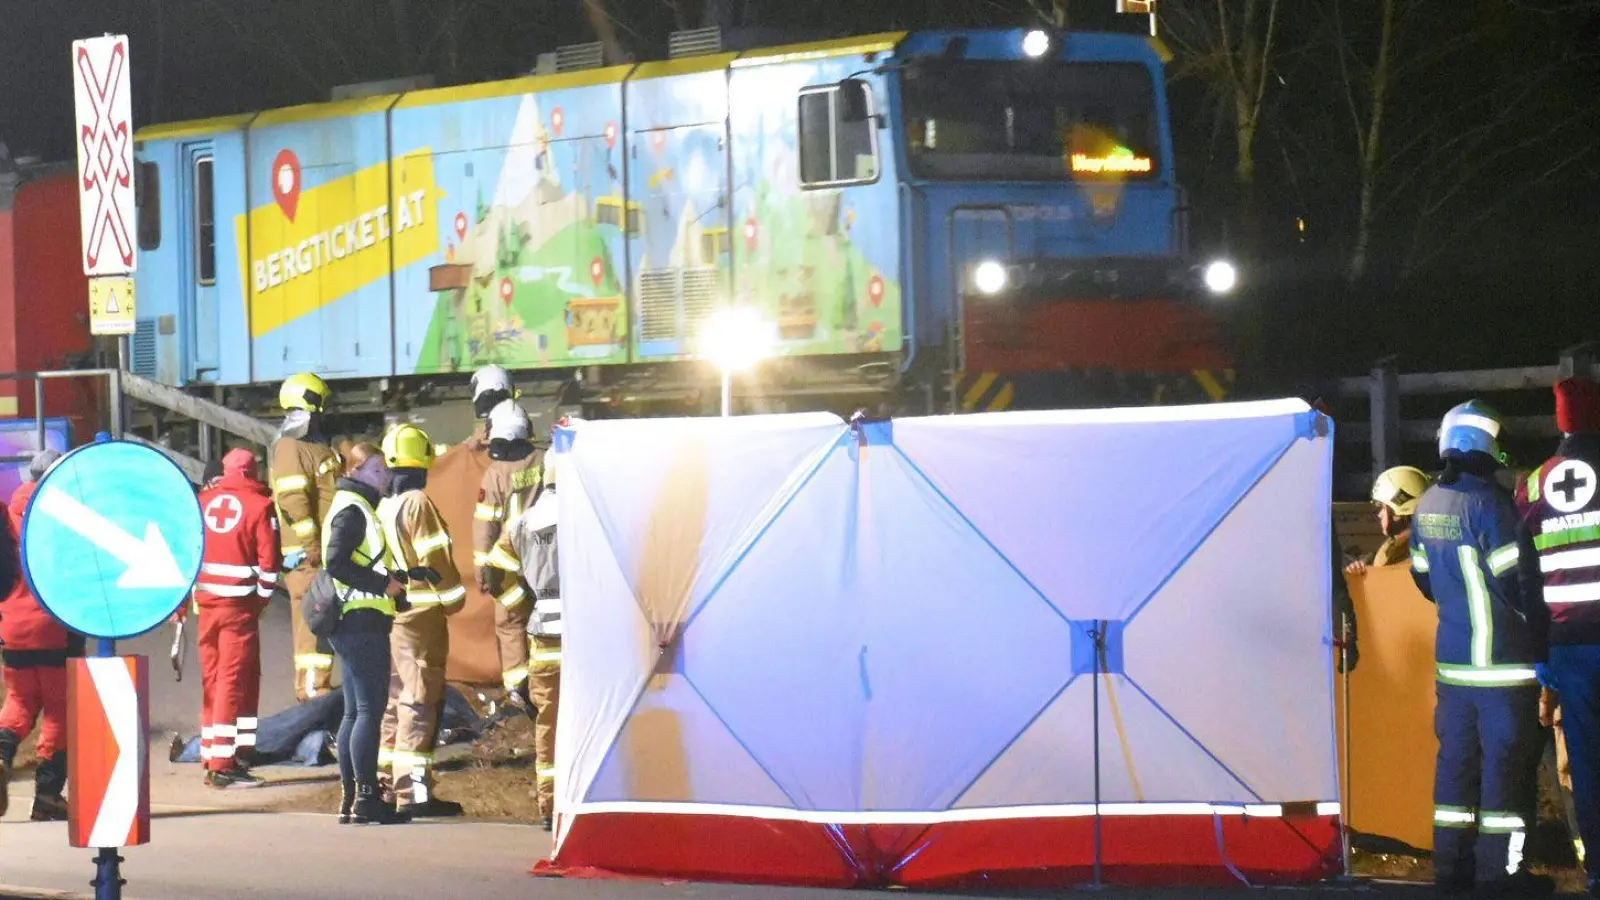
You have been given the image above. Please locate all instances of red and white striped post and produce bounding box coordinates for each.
[67,654,150,895]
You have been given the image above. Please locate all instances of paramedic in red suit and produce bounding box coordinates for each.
[190,448,282,789]
[0,449,75,821]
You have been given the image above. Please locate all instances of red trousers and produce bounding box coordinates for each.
[0,665,67,759]
[197,604,262,772]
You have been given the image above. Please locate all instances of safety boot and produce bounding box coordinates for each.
[1480,870,1556,898]
[205,766,263,789]
[352,783,410,825]
[0,727,15,819]
[31,750,68,821]
[396,774,463,818]
[31,792,69,821]
[401,797,464,818]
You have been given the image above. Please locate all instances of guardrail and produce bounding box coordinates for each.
[1326,343,1595,498]
[0,367,210,482]
[0,368,123,464]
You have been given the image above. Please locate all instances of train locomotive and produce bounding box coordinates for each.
[128,27,1234,433]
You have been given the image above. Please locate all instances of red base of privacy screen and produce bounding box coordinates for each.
[538,811,1340,888]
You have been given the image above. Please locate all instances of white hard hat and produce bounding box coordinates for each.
[470,365,513,401]
[487,399,531,443]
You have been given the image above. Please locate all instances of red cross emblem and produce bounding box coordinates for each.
[74,37,135,273]
[204,495,242,534]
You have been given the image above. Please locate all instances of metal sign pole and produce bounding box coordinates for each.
[1089,622,1105,890]
[26,433,200,900]
[1339,613,1355,880]
[115,337,130,437]
[90,629,124,900]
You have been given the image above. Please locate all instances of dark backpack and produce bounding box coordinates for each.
[300,569,349,638]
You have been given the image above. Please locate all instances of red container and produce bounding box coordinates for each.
[0,163,102,440]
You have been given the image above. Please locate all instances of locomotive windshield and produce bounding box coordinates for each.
[902,61,1160,182]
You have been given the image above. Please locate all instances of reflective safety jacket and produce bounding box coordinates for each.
[472,450,544,573]
[1516,433,1600,645]
[1410,471,1548,686]
[270,434,340,558]
[195,472,281,607]
[486,491,560,635]
[379,488,466,618]
[322,483,395,617]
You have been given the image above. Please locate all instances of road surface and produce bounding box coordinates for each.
[1,800,1437,900]
[0,596,1449,899]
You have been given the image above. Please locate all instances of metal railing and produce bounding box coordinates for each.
[0,367,213,482]
[1326,343,1594,497]
[0,368,123,464]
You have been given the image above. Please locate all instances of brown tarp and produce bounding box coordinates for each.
[425,442,501,686]
[1336,564,1439,851]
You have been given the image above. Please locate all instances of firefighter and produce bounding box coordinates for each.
[377,423,467,817]
[474,399,543,703]
[467,365,516,448]
[486,458,560,830]
[1517,376,1600,893]
[1410,400,1552,897]
[270,372,341,701]
[1346,465,1431,575]
[0,450,74,821]
[188,448,280,789]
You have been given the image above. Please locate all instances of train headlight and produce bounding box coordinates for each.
[973,260,1009,296]
[1203,259,1238,295]
[1022,30,1051,59]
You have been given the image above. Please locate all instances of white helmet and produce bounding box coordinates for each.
[471,365,515,418]
[487,399,531,443]
[471,365,513,398]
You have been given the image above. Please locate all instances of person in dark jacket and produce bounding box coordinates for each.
[1517,376,1600,896]
[1410,401,1552,897]
[322,443,410,825]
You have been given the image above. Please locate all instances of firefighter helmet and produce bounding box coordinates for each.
[487,400,531,443]
[383,423,436,470]
[1438,400,1504,460]
[279,373,331,413]
[1372,466,1430,517]
[470,365,517,418]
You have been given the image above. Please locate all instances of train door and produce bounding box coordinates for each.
[181,143,221,379]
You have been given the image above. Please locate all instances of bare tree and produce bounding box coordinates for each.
[1337,0,1396,284]
[1163,0,1281,185]
[1023,0,1072,27]
[1308,0,1600,285]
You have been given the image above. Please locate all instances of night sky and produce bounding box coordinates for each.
[2,0,1597,381]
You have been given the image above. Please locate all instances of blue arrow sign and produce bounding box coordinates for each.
[21,440,203,641]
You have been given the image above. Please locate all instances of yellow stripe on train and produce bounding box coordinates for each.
[955,372,1014,412]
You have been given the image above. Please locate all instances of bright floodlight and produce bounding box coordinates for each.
[973,260,1008,295]
[699,306,772,372]
[1203,259,1238,294]
[1022,29,1051,58]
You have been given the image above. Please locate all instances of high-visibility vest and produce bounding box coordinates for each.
[322,490,395,617]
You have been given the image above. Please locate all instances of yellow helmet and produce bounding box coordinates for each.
[279,373,331,413]
[383,423,436,470]
[1372,465,1430,517]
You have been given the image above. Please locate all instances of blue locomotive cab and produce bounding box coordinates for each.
[887,30,1230,406]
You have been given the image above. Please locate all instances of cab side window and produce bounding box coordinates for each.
[136,161,161,251]
[797,85,880,188]
[194,156,215,285]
